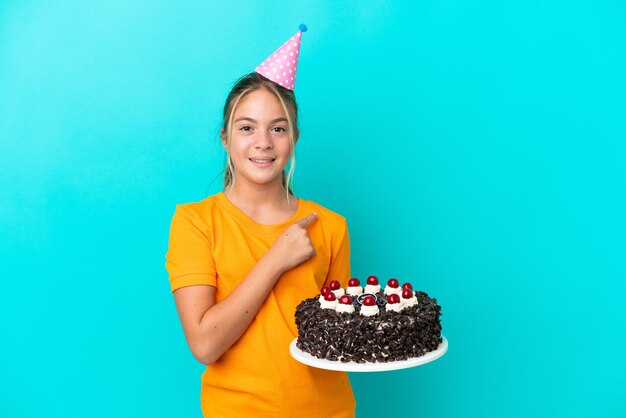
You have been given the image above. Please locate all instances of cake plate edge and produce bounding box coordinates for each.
[289,336,448,372]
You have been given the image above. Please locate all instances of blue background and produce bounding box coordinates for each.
[1,1,625,417]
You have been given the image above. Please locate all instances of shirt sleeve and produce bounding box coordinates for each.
[165,204,217,292]
[324,217,351,288]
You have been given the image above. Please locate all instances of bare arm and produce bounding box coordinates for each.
[173,213,318,365]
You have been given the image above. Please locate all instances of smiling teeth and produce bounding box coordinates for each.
[251,159,274,163]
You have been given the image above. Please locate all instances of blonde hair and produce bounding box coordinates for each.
[222,72,299,196]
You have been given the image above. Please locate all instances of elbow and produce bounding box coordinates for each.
[190,343,221,366]
[195,353,218,366]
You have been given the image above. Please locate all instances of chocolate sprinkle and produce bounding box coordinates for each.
[295,290,442,363]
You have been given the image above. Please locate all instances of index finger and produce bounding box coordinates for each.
[293,212,318,229]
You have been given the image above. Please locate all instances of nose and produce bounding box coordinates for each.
[254,130,274,150]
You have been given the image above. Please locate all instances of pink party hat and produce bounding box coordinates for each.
[255,24,308,90]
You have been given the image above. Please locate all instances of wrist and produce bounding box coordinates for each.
[259,249,286,280]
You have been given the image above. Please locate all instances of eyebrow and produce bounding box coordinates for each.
[233,117,288,124]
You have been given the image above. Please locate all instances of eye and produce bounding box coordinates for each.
[240,125,253,132]
[272,126,287,133]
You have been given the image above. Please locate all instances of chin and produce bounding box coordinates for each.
[242,173,283,187]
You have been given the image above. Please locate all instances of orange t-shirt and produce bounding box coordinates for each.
[165,192,356,418]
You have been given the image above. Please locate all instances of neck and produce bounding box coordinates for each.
[224,178,292,210]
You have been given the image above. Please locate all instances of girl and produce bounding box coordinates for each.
[165,29,356,418]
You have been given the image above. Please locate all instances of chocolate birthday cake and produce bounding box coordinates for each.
[294,276,442,363]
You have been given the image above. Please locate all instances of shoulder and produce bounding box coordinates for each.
[174,194,219,217]
[170,194,222,230]
[299,198,347,229]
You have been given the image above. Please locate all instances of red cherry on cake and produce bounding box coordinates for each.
[329,280,341,291]
[348,278,360,287]
[362,296,376,306]
[387,294,400,304]
[387,278,399,288]
[339,295,352,305]
[402,288,414,299]
[320,286,331,296]
[402,282,413,290]
[366,275,379,285]
[324,292,336,301]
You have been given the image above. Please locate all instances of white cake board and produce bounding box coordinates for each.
[289,335,448,372]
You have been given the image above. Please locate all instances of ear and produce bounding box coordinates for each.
[220,128,227,148]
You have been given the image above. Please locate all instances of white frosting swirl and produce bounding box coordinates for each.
[331,288,345,298]
[364,284,381,294]
[336,303,355,314]
[401,296,418,308]
[320,298,337,310]
[385,302,404,312]
[346,286,363,296]
[383,286,402,296]
[360,304,380,316]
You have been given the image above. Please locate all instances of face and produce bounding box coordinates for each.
[224,88,294,190]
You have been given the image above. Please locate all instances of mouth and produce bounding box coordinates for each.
[249,158,276,163]
[249,157,276,168]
